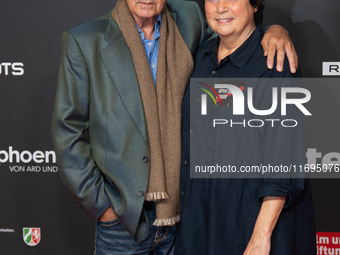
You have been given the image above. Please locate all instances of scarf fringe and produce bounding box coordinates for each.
[145,192,169,201]
[152,215,180,226]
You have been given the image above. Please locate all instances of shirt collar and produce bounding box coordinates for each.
[204,25,263,68]
[136,14,162,41]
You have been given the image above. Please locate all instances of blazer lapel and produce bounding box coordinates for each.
[100,15,148,143]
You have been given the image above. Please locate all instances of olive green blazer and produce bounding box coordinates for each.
[52,0,211,241]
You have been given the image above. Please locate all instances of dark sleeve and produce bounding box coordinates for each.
[51,31,111,219]
[256,58,306,208]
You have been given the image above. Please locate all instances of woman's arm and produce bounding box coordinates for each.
[243,196,286,255]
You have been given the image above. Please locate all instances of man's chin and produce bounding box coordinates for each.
[135,9,159,20]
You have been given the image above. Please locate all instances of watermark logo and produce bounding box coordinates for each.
[200,83,311,116]
[198,82,245,114]
[23,228,41,246]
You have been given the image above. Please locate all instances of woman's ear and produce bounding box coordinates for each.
[254,0,261,13]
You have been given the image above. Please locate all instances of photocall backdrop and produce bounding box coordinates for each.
[0,0,339,254]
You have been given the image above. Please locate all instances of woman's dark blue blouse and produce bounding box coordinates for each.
[176,25,316,255]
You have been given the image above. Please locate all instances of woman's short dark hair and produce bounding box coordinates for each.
[250,0,264,26]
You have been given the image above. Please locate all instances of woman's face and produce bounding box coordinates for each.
[205,0,257,41]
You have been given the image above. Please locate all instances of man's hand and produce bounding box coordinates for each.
[98,206,118,222]
[261,25,298,73]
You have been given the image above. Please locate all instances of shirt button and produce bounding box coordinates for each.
[197,98,200,102]
[190,129,193,134]
[182,191,185,196]
[212,70,216,74]
[184,160,188,165]
[143,157,148,163]
[148,42,152,46]
[138,191,145,197]
[151,64,155,68]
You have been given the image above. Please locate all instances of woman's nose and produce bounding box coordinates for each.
[216,0,229,13]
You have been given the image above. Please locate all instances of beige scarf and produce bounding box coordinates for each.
[112,0,193,225]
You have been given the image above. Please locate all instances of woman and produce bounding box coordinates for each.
[176,0,316,254]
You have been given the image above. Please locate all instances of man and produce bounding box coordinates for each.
[51,0,298,253]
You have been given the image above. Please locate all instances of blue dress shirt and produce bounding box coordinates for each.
[136,14,161,86]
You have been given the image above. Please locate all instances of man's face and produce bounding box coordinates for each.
[126,0,166,22]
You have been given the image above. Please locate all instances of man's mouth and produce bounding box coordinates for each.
[138,1,155,5]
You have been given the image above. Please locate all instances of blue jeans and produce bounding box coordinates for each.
[95,202,176,255]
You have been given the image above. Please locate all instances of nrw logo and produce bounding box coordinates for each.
[23,228,41,246]
[322,62,340,76]
[0,146,56,163]
[0,62,24,76]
